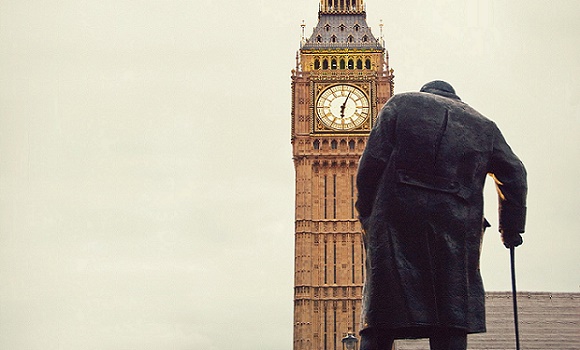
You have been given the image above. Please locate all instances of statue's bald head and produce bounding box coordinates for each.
[420,80,455,94]
[420,80,460,100]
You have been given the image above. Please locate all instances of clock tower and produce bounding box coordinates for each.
[291,1,394,350]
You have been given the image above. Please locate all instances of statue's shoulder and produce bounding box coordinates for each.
[389,91,450,104]
[389,92,424,102]
[386,92,452,111]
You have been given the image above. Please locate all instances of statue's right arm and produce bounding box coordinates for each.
[355,102,397,227]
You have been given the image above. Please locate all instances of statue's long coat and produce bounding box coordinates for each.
[356,91,527,337]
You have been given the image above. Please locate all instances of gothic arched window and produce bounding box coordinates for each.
[314,59,320,69]
[348,59,354,69]
[356,59,363,69]
[365,59,371,69]
[340,59,346,69]
[323,59,329,69]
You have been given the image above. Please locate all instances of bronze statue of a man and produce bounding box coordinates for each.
[356,81,527,350]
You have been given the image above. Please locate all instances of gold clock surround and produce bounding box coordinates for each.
[315,84,370,131]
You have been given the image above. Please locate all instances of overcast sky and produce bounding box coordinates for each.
[0,1,579,349]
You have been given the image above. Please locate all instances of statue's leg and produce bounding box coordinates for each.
[360,328,395,350]
[428,329,467,350]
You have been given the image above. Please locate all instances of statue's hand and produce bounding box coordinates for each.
[501,230,523,249]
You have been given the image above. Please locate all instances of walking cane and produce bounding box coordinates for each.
[510,247,521,350]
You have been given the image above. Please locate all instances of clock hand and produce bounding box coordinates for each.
[340,90,352,118]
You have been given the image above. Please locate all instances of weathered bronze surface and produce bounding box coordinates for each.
[356,81,527,341]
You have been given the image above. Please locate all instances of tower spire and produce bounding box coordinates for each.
[379,19,385,47]
[302,0,381,51]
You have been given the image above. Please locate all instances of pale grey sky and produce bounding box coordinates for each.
[0,1,578,349]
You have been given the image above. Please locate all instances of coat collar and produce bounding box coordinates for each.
[424,89,462,101]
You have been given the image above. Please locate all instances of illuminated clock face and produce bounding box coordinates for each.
[316,84,370,131]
